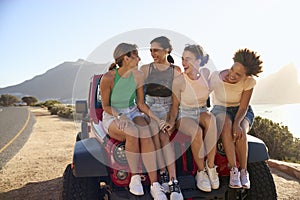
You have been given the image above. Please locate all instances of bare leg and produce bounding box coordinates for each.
[199,112,217,168]
[148,118,166,171]
[108,120,140,174]
[159,131,177,179]
[216,114,237,168]
[134,116,158,184]
[177,117,205,171]
[235,119,249,169]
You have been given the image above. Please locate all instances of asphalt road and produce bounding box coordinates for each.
[0,107,36,169]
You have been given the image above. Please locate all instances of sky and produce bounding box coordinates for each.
[0,0,299,88]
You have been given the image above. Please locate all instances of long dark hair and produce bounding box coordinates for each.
[150,36,174,64]
[109,43,138,71]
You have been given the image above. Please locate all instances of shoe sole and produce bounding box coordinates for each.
[211,185,220,190]
[129,189,144,196]
[242,185,250,189]
[229,184,242,189]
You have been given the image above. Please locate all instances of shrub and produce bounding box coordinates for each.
[249,116,300,163]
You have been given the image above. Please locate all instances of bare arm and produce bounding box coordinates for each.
[233,88,253,139]
[167,74,184,131]
[100,72,119,117]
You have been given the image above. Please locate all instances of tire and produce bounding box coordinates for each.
[247,161,277,200]
[76,132,82,142]
[62,164,106,200]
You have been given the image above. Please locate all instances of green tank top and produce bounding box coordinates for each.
[110,68,136,108]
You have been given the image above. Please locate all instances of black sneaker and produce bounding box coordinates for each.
[160,170,169,193]
[169,178,183,200]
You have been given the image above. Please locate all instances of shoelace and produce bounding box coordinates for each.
[160,171,169,184]
[169,178,181,193]
[210,166,218,179]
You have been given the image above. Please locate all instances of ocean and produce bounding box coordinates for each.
[251,104,300,139]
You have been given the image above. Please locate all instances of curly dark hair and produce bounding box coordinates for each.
[233,48,263,77]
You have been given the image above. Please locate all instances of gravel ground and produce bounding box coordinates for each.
[0,107,299,200]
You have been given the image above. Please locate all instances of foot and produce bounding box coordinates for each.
[229,167,242,189]
[169,178,184,200]
[129,175,144,195]
[160,170,170,193]
[150,182,167,200]
[240,169,250,189]
[205,160,220,190]
[195,170,211,192]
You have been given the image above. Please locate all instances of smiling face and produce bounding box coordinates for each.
[225,62,247,83]
[150,42,168,63]
[182,50,201,74]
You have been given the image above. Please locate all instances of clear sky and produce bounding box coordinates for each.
[0,0,299,87]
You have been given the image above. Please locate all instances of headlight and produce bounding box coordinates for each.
[116,169,128,180]
[113,143,127,164]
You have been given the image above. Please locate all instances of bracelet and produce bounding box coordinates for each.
[116,113,123,120]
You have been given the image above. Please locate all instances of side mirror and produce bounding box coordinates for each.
[75,100,88,114]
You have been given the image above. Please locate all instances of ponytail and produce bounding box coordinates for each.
[109,63,117,71]
[167,54,174,64]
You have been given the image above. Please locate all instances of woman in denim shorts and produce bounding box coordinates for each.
[210,48,263,190]
[140,36,183,200]
[100,43,169,199]
[168,44,219,192]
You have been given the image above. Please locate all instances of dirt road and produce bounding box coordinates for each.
[0,107,299,200]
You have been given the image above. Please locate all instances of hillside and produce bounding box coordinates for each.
[0,59,106,103]
[251,64,300,104]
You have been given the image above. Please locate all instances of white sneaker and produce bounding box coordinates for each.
[195,170,211,192]
[206,161,220,190]
[129,175,144,195]
[240,169,250,189]
[150,182,167,200]
[229,167,242,189]
[169,179,184,200]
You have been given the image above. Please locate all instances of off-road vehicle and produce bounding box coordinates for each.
[62,74,277,200]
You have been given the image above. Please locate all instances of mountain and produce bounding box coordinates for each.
[251,64,300,104]
[0,59,106,103]
[1,60,299,104]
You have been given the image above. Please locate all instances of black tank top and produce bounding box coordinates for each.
[144,63,174,97]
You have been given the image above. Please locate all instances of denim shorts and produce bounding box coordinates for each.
[145,95,172,120]
[211,105,254,127]
[102,105,143,132]
[177,106,208,121]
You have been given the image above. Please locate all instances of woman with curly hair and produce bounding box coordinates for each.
[209,48,263,189]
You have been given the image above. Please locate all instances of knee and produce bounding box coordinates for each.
[125,125,139,138]
[193,128,203,141]
[220,121,232,138]
[159,132,170,144]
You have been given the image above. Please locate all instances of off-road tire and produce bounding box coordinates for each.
[247,161,277,200]
[62,164,105,200]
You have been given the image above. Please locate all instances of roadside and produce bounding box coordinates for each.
[0,107,299,199]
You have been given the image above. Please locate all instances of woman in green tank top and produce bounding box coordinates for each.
[100,43,169,199]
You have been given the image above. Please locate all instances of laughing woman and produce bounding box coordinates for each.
[100,43,168,200]
[209,48,263,189]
